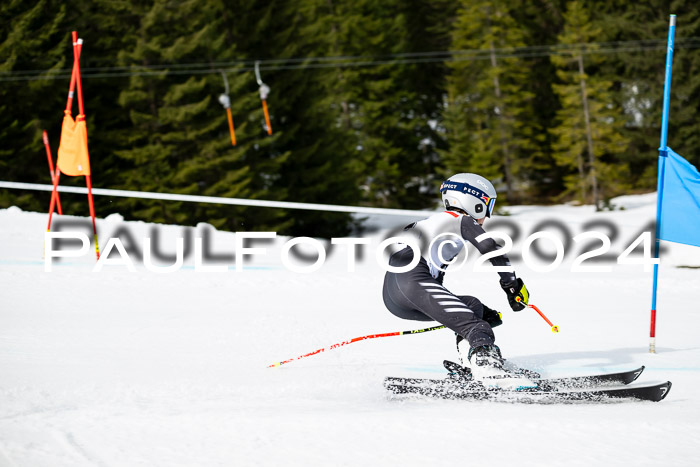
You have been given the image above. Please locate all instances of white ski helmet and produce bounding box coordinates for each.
[440,173,497,220]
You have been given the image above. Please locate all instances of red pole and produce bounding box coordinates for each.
[48,31,83,229]
[71,33,98,260]
[42,131,62,215]
[47,31,82,230]
[530,303,559,333]
[73,35,84,117]
[66,31,80,113]
[268,325,445,367]
[46,167,61,232]
[530,303,555,327]
[85,175,100,260]
[516,298,559,333]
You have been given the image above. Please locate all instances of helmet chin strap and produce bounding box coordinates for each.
[446,205,485,224]
[447,206,468,216]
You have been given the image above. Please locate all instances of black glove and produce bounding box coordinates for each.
[482,305,503,328]
[500,278,529,311]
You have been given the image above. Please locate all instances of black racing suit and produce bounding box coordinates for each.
[382,211,517,349]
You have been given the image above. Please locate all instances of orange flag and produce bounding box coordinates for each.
[57,112,90,176]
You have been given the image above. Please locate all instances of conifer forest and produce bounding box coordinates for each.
[1,0,698,236]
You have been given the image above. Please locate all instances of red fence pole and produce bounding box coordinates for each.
[42,131,62,215]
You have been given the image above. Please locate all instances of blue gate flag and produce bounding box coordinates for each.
[659,147,700,248]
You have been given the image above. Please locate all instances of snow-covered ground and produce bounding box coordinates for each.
[1,193,700,466]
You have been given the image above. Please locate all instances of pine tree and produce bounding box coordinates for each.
[669,0,700,168]
[588,0,672,192]
[113,0,254,230]
[397,0,457,207]
[509,0,568,202]
[549,1,630,208]
[584,0,699,192]
[293,0,455,212]
[442,0,537,204]
[222,0,363,237]
[4,0,697,224]
[310,0,426,210]
[0,0,68,212]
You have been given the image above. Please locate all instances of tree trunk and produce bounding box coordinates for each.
[577,54,599,210]
[327,0,351,131]
[489,39,514,201]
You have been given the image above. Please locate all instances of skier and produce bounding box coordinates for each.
[382,173,534,390]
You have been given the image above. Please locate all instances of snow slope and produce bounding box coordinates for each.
[1,194,700,467]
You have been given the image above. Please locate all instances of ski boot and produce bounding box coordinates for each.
[468,344,537,391]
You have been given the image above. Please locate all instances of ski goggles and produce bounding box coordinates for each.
[440,180,497,217]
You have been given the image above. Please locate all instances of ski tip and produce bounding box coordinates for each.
[632,366,645,382]
[658,381,672,401]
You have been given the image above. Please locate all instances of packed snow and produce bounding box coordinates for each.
[1,193,699,466]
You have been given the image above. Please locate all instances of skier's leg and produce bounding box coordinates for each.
[382,272,434,322]
[389,266,495,348]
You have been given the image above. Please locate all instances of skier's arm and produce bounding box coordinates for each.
[460,216,529,311]
[459,216,516,283]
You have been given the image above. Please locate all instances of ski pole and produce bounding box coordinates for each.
[530,304,559,333]
[517,298,559,333]
[268,325,446,368]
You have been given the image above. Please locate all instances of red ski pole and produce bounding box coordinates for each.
[268,325,446,368]
[518,298,559,333]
